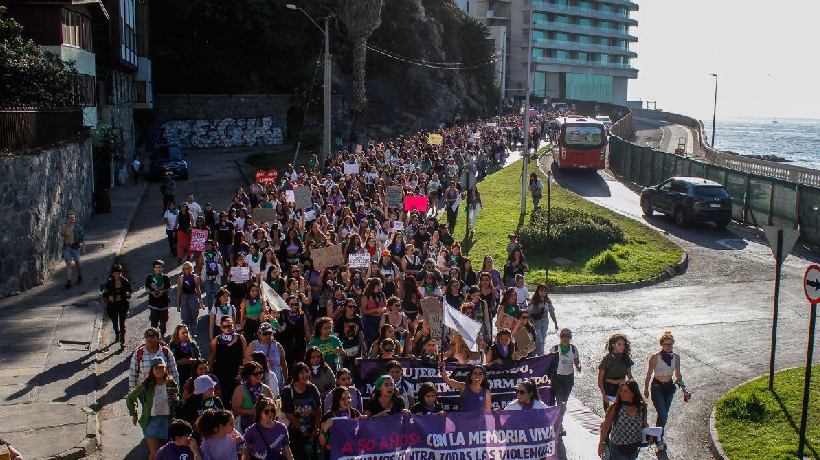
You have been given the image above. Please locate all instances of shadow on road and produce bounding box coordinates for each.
[550,162,612,198]
[639,214,749,251]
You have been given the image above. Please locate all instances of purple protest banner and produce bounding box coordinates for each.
[356,355,557,411]
[330,407,563,460]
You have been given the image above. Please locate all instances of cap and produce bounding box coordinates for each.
[150,356,166,367]
[259,322,274,333]
[425,258,435,264]
[194,375,216,395]
[381,250,390,256]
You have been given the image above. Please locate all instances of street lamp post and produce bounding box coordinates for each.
[521,0,534,214]
[287,4,332,163]
[710,73,717,147]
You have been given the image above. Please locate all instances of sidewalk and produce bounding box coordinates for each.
[0,182,146,460]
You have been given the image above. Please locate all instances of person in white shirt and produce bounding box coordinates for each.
[550,328,581,435]
[163,202,179,256]
[503,379,548,410]
[186,194,202,222]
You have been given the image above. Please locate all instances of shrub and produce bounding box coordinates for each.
[516,206,624,256]
[717,392,767,423]
[585,250,620,273]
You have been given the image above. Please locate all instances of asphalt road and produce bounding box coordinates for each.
[540,148,820,459]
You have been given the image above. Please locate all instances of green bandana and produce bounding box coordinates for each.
[218,303,231,315]
[204,250,216,260]
[152,274,164,289]
[559,344,570,355]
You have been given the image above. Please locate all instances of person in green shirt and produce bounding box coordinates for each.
[307,317,345,372]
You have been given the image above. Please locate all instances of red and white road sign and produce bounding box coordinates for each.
[805,265,820,304]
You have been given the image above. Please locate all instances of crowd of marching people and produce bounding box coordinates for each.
[100,109,691,460]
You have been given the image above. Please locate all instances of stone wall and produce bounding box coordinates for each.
[0,138,95,297]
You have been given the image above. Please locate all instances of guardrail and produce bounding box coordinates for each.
[0,108,83,151]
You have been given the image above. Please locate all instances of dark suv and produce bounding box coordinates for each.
[640,177,732,228]
[149,144,188,180]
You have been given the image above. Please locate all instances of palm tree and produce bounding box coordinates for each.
[340,0,383,145]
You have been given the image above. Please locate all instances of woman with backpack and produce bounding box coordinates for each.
[529,283,558,356]
[199,240,223,310]
[597,380,648,460]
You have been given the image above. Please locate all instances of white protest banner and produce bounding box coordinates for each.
[312,244,345,270]
[344,163,360,175]
[348,253,371,269]
[485,122,497,127]
[190,229,208,252]
[304,209,317,221]
[421,297,443,340]
[293,186,312,210]
[392,221,404,232]
[443,300,482,351]
[230,266,250,282]
[285,190,295,203]
[261,281,289,312]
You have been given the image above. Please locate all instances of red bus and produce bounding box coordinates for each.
[555,117,607,170]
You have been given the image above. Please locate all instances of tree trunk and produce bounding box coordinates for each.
[349,36,368,147]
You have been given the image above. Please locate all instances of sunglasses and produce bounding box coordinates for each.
[516,389,528,395]
[262,331,274,335]
[263,408,275,415]
[252,371,265,377]
[145,334,159,339]
[560,334,572,339]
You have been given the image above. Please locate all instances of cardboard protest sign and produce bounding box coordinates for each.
[312,244,345,270]
[285,190,295,203]
[404,196,428,212]
[421,297,443,340]
[428,134,443,145]
[450,194,462,212]
[386,186,403,208]
[495,311,520,335]
[261,281,289,312]
[190,229,208,252]
[512,327,535,360]
[304,209,317,221]
[348,253,371,269]
[253,208,277,223]
[343,163,360,175]
[392,221,404,232]
[230,266,250,282]
[355,144,363,153]
[293,186,312,210]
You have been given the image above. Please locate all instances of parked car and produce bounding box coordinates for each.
[640,177,732,228]
[149,144,188,180]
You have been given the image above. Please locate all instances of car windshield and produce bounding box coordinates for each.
[694,186,729,199]
[168,147,184,160]
[563,125,604,147]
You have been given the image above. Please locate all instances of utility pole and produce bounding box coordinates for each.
[323,16,332,164]
[521,0,533,214]
[710,73,717,147]
[498,27,506,116]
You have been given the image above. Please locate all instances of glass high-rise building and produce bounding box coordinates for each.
[461,0,638,104]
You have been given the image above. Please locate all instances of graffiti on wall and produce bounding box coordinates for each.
[160,116,284,148]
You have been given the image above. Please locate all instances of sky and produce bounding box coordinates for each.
[629,0,820,120]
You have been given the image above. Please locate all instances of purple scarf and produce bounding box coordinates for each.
[179,341,191,354]
[497,344,509,357]
[660,350,673,367]
[611,352,623,362]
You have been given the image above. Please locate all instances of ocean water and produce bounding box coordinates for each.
[706,117,820,171]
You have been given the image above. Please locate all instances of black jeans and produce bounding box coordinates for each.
[149,308,169,335]
[166,229,177,255]
[446,205,458,231]
[107,301,129,339]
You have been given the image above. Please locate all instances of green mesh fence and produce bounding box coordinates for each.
[606,136,819,245]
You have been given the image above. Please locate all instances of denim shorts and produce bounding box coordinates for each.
[142,415,170,439]
[64,245,81,262]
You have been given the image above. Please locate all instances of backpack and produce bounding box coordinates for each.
[205,259,220,277]
[136,344,171,364]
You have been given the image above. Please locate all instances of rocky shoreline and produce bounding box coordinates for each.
[724,151,791,163]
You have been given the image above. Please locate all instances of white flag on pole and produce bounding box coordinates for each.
[262,281,289,312]
[443,299,483,352]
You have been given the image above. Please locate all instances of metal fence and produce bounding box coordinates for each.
[0,108,83,151]
[609,135,820,246]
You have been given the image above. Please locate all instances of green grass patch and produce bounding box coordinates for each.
[453,157,681,285]
[715,365,820,459]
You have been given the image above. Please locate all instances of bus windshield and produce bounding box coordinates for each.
[563,125,604,148]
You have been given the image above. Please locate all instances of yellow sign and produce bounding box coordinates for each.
[428,134,443,145]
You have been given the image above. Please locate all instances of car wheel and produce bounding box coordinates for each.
[674,207,688,227]
[715,219,730,229]
[641,196,653,216]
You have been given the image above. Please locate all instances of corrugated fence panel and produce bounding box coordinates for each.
[747,177,772,226]
[799,187,820,246]
[771,182,797,228]
[725,170,748,221]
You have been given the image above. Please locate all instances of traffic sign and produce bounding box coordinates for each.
[804,265,820,304]
[763,226,799,264]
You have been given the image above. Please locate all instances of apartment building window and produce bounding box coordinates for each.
[556,32,569,42]
[74,74,96,106]
[134,81,147,103]
[555,15,569,24]
[61,9,93,51]
[533,30,547,40]
[534,13,547,23]
[566,73,612,101]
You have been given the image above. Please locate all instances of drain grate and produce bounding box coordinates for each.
[57,340,91,351]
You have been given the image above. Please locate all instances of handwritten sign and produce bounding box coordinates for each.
[230,266,250,282]
[348,253,371,269]
[255,170,266,182]
[386,186,403,208]
[312,244,345,270]
[293,186,312,210]
[190,229,208,252]
[253,208,277,223]
[404,196,428,212]
[428,134,443,145]
[495,311,520,334]
[344,163,360,175]
[262,281,288,312]
[304,209,317,221]
[512,327,535,360]
[285,190,295,204]
[392,221,404,232]
[421,297,443,340]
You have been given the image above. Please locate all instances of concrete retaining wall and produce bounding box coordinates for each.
[0,138,95,297]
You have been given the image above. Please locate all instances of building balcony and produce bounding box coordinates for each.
[533,2,638,26]
[532,56,638,77]
[530,38,638,57]
[486,9,511,22]
[530,20,638,41]
[599,0,639,11]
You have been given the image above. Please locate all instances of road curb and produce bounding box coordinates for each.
[236,159,253,186]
